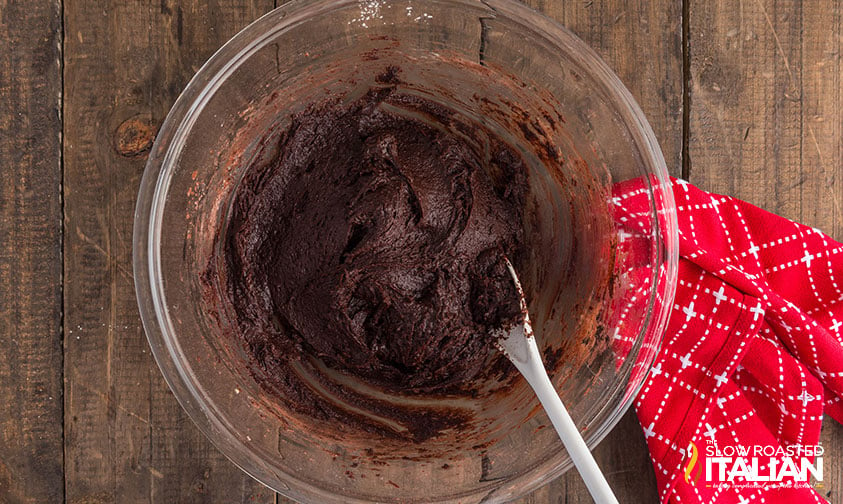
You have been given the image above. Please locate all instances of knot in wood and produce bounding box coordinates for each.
[114,118,155,157]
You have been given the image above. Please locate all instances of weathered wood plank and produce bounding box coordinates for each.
[687,0,804,217]
[0,0,65,502]
[689,0,842,501]
[514,0,683,501]
[63,2,276,503]
[803,1,842,502]
[526,0,685,177]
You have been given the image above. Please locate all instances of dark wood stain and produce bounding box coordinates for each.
[0,0,64,502]
[61,1,277,503]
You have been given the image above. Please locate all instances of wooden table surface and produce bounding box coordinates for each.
[2,0,842,502]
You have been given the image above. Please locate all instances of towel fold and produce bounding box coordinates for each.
[613,178,841,503]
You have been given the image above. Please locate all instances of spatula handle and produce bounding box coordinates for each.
[517,342,620,504]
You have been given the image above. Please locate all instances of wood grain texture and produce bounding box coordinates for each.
[803,2,843,500]
[689,0,842,502]
[62,2,276,503]
[525,0,685,177]
[688,0,803,216]
[0,0,64,502]
[514,0,683,501]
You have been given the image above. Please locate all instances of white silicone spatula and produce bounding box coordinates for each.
[493,258,619,504]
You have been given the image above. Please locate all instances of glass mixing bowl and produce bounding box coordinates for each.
[133,0,678,502]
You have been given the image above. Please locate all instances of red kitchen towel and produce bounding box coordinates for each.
[613,177,842,503]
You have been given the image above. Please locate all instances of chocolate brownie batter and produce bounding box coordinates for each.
[205,84,528,438]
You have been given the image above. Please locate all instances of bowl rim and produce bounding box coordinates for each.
[133,0,679,501]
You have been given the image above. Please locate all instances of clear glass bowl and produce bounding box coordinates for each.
[133,0,678,502]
